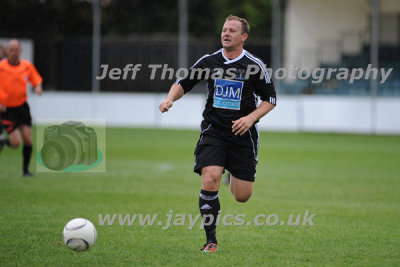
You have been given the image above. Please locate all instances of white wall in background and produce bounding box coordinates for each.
[28,92,400,135]
[284,0,369,68]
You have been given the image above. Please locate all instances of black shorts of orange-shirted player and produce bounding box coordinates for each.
[159,15,277,253]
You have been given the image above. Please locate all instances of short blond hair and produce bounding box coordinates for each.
[225,15,250,34]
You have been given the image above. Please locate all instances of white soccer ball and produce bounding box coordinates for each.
[63,218,97,251]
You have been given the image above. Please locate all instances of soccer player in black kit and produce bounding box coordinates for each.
[159,15,277,253]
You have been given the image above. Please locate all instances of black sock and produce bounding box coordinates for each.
[23,145,32,172]
[199,189,220,244]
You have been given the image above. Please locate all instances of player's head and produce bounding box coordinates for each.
[6,39,22,65]
[221,15,249,52]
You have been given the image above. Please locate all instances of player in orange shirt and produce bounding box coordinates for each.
[0,44,6,136]
[0,39,43,176]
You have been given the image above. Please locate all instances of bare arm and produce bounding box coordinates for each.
[232,101,275,135]
[0,102,6,112]
[34,83,43,95]
[159,83,185,113]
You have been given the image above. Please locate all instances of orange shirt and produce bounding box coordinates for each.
[0,59,43,107]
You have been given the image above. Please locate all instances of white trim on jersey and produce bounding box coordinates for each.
[190,51,218,70]
[221,48,246,64]
[244,51,271,84]
[175,49,222,85]
[199,124,212,142]
[253,92,258,107]
[248,127,259,162]
[255,123,260,159]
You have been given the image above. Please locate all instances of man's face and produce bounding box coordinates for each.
[221,20,247,51]
[7,41,21,64]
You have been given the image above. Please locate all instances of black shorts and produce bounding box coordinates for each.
[194,120,259,182]
[1,102,32,134]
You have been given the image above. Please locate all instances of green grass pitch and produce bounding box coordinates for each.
[0,127,399,266]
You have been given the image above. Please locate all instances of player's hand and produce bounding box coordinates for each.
[34,84,43,95]
[232,116,255,136]
[159,99,173,113]
[0,103,6,113]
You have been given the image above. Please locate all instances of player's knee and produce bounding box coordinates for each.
[9,140,21,148]
[202,176,219,190]
[202,169,220,181]
[202,170,221,190]
[23,139,32,146]
[234,193,251,203]
[233,189,253,202]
